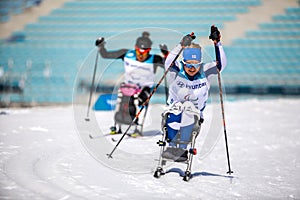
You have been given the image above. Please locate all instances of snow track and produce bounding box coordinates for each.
[0,99,300,199]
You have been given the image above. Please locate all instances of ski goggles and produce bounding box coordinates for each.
[135,46,151,54]
[181,60,202,69]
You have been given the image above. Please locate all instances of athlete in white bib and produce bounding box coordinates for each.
[97,31,168,101]
[162,26,227,162]
[96,32,168,136]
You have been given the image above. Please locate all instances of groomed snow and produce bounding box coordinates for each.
[0,98,299,199]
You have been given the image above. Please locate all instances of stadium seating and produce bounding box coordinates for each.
[0,0,299,105]
[228,6,300,94]
[0,0,42,22]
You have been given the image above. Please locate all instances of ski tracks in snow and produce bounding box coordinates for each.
[0,100,300,199]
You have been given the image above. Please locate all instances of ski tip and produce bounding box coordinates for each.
[85,118,90,121]
[89,134,93,139]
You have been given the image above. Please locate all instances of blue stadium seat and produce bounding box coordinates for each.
[0,0,43,22]
[2,0,300,103]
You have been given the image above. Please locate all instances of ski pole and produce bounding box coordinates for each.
[107,32,195,158]
[85,50,99,121]
[139,104,149,135]
[163,67,169,104]
[159,43,169,104]
[106,43,190,158]
[85,37,104,121]
[106,49,182,158]
[217,69,233,174]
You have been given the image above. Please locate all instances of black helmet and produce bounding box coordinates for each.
[135,31,152,49]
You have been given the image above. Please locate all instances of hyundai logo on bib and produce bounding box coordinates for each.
[176,81,185,88]
[176,80,207,90]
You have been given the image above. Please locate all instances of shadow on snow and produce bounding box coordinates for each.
[166,168,234,180]
[142,130,162,137]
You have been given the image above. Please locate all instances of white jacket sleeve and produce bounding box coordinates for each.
[204,42,227,72]
[165,44,182,70]
[217,42,227,72]
[164,44,182,84]
[204,42,227,87]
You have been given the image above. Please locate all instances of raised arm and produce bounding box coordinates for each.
[152,44,169,73]
[209,25,227,72]
[164,33,196,83]
[95,37,128,60]
[205,26,227,78]
[164,43,182,72]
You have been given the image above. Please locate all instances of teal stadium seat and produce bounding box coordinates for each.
[1,0,300,104]
[227,5,300,94]
[0,0,42,22]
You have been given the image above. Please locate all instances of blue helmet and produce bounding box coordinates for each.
[183,48,202,62]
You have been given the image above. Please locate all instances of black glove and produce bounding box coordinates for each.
[159,44,168,57]
[95,37,105,47]
[209,25,220,43]
[180,32,196,47]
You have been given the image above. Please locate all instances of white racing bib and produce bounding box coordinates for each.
[168,73,209,114]
[123,50,155,88]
